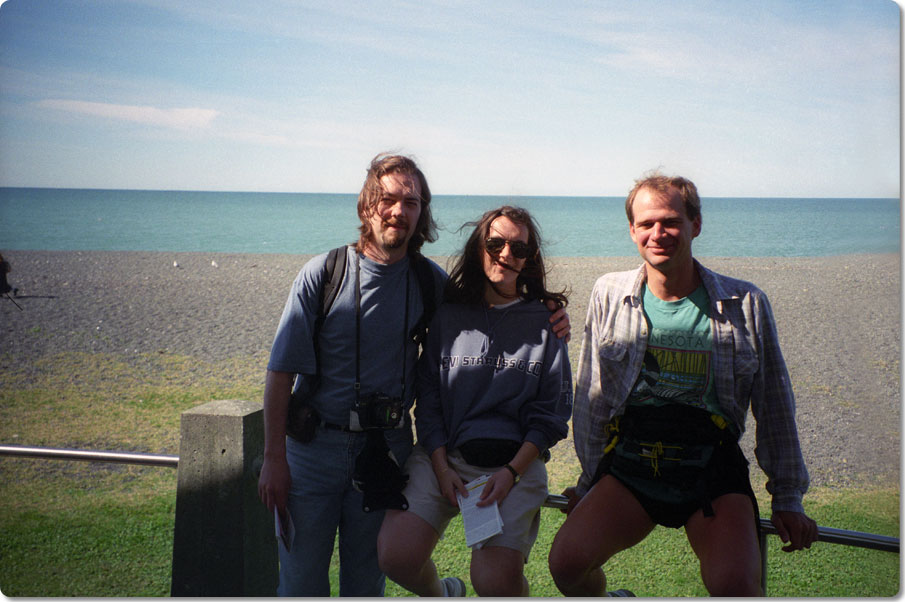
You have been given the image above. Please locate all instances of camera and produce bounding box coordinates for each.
[350,393,405,431]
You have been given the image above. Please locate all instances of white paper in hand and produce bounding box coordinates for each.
[456,474,504,548]
[274,506,295,552]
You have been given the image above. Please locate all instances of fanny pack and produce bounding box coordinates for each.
[601,404,735,515]
[458,438,521,467]
[604,404,731,481]
[286,394,319,443]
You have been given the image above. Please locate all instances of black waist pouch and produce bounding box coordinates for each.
[286,391,319,443]
[458,438,521,467]
[600,404,732,498]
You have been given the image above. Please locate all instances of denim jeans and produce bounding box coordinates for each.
[278,425,413,597]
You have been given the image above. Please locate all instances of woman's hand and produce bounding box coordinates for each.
[435,465,467,507]
[430,447,467,507]
[476,467,517,507]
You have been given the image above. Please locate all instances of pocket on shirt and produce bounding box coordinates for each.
[723,303,759,377]
[597,337,634,385]
[598,337,628,361]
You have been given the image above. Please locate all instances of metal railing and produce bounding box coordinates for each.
[0,444,178,467]
[2,444,899,596]
[542,493,899,552]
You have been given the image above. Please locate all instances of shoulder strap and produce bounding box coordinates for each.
[308,245,349,383]
[409,252,437,346]
[318,247,436,343]
[321,245,349,318]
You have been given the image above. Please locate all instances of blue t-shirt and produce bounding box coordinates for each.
[268,246,446,425]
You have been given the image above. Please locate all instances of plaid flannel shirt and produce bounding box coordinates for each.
[572,260,809,514]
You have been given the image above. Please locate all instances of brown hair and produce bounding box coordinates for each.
[625,170,701,223]
[444,205,568,308]
[355,153,437,255]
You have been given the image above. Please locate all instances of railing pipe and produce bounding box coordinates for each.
[2,447,899,555]
[3,444,899,596]
[542,494,898,553]
[0,444,178,467]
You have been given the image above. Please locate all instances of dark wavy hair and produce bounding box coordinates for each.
[444,205,568,308]
[356,153,438,254]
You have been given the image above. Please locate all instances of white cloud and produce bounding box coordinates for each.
[36,99,220,130]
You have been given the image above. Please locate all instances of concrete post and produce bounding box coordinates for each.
[170,400,278,596]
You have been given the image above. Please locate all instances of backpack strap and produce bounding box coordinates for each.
[306,245,349,386]
[409,252,437,347]
[321,245,349,318]
[317,246,436,349]
[291,246,346,413]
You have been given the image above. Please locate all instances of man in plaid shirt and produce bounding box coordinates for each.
[548,172,817,597]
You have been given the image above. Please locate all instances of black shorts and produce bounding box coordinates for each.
[595,405,759,529]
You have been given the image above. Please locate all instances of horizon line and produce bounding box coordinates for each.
[0,185,899,202]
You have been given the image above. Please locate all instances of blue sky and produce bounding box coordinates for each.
[0,0,900,197]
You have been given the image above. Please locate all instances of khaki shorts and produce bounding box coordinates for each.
[401,444,548,560]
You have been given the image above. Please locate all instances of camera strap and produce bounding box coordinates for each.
[354,253,410,406]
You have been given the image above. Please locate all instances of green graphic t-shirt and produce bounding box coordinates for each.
[628,284,726,421]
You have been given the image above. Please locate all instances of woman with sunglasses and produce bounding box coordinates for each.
[377,206,572,596]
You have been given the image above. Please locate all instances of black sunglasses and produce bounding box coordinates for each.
[484,237,533,259]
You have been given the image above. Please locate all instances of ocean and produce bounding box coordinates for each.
[0,187,899,257]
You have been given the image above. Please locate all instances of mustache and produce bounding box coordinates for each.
[382,217,409,229]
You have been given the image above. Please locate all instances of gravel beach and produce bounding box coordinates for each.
[0,249,900,490]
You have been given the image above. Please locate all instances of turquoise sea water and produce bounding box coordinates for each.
[0,187,899,257]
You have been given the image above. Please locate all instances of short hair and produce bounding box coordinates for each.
[356,153,438,254]
[625,171,701,223]
[444,205,568,308]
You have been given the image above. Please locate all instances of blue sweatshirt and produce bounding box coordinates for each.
[415,299,572,458]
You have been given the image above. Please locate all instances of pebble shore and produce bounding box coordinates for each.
[0,249,899,489]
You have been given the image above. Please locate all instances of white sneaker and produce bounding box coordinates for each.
[441,576,466,597]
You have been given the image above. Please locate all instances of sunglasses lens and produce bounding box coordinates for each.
[485,238,531,259]
[485,238,505,254]
[510,242,530,259]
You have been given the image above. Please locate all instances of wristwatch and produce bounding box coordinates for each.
[503,463,520,484]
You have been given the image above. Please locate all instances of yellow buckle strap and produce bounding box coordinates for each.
[603,416,621,455]
[711,413,729,430]
[639,441,683,477]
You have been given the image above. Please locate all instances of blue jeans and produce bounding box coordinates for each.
[278,425,413,597]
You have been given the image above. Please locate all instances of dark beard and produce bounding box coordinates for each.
[380,220,410,249]
[381,230,407,249]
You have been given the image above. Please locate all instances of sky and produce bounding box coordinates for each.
[0,0,900,198]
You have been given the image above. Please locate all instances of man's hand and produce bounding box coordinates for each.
[546,300,571,342]
[771,510,819,552]
[258,454,291,514]
[560,486,582,515]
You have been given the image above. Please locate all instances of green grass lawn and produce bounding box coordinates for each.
[0,351,900,597]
